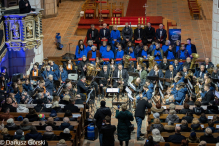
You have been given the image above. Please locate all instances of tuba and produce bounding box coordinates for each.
[86,63,97,85]
[207,67,214,75]
[124,55,132,68]
[190,53,199,69]
[148,56,155,71]
[184,70,194,81]
[137,57,147,70]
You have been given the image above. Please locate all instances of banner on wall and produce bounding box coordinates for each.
[169,29,181,44]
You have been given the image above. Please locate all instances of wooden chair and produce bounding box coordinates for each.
[83,2,97,19]
[98,2,110,19]
[111,2,124,17]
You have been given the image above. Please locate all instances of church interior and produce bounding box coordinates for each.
[0,0,218,146]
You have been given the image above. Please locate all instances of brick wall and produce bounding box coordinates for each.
[212,0,219,64]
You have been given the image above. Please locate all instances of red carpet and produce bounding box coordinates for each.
[126,0,147,17]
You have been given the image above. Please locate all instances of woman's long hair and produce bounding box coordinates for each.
[78,44,84,54]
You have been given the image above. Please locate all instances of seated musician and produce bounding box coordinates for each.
[87,46,101,60]
[211,67,219,79]
[173,59,182,72]
[194,65,207,79]
[2,98,17,112]
[173,40,181,53]
[10,82,21,95]
[183,57,191,69]
[181,66,189,77]
[42,65,55,80]
[77,76,92,99]
[112,63,129,92]
[159,57,170,71]
[102,45,114,59]
[201,57,214,69]
[99,65,110,98]
[127,47,136,59]
[54,65,68,83]
[22,79,33,92]
[145,79,154,92]
[48,60,59,71]
[174,84,187,105]
[132,77,144,93]
[148,64,164,78]
[64,60,75,71]
[115,45,124,63]
[141,45,149,59]
[86,40,94,52]
[78,55,89,77]
[165,45,176,61]
[170,76,182,95]
[177,44,189,60]
[197,84,214,105]
[136,84,152,101]
[45,74,56,96]
[165,65,177,86]
[75,44,87,59]
[30,64,41,80]
[100,41,107,55]
[151,42,163,64]
[136,64,147,80]
[63,82,77,99]
[161,40,170,52]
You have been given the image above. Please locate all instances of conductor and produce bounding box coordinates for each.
[19,0,31,14]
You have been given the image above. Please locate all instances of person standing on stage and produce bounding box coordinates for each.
[19,0,31,14]
[86,24,100,50]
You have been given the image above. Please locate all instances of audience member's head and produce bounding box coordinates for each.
[192,118,200,125]
[205,127,212,135]
[175,126,181,133]
[101,100,106,107]
[169,103,176,110]
[153,113,160,119]
[181,120,188,126]
[45,126,53,132]
[198,141,207,146]
[154,118,161,124]
[194,101,201,107]
[181,139,188,146]
[63,128,70,134]
[121,104,127,111]
[63,117,70,123]
[184,103,189,109]
[105,116,111,123]
[156,103,161,109]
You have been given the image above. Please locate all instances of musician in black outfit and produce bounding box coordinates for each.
[144,22,155,44]
[183,57,191,69]
[211,67,219,79]
[198,84,214,105]
[165,65,177,87]
[78,55,89,77]
[77,76,92,99]
[19,0,31,14]
[134,23,144,44]
[99,65,110,98]
[159,57,171,71]
[201,58,214,69]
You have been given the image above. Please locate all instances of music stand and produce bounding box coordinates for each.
[67,70,77,74]
[107,88,120,115]
[86,88,96,118]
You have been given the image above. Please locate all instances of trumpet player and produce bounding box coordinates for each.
[99,65,110,98]
[54,65,68,83]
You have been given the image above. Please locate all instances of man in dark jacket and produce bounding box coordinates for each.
[86,24,99,49]
[134,23,144,44]
[63,98,79,113]
[100,116,116,146]
[201,57,214,69]
[199,84,214,105]
[99,65,110,98]
[94,101,112,146]
[2,98,17,112]
[58,117,73,130]
[155,24,167,44]
[183,57,191,69]
[144,22,155,44]
[34,99,50,112]
[200,128,217,143]
[185,38,197,56]
[77,55,89,77]
[159,57,171,71]
[168,126,186,143]
[19,0,31,14]
[135,98,152,140]
[25,126,43,140]
[99,23,110,45]
[122,22,133,48]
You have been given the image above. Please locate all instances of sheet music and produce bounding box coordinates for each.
[72,114,81,118]
[128,82,136,91]
[188,79,193,89]
[86,89,94,103]
[106,88,119,93]
[127,93,134,101]
[159,80,163,90]
[159,88,164,99]
[215,90,219,99]
[125,86,132,94]
[46,104,52,108]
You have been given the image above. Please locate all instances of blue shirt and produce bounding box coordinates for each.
[141,50,148,59]
[91,51,96,58]
[166,51,175,59]
[162,45,169,52]
[100,46,107,54]
[129,52,135,58]
[115,50,124,59]
[110,30,121,44]
[154,49,162,64]
[86,45,93,52]
[186,44,192,55]
[102,50,114,59]
[176,46,180,53]
[75,49,87,58]
[76,45,86,55]
[180,50,186,59]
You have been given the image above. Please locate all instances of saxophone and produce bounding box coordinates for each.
[190,53,199,69]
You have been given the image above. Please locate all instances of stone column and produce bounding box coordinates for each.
[212,0,219,64]
[29,0,42,9]
[41,0,58,18]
